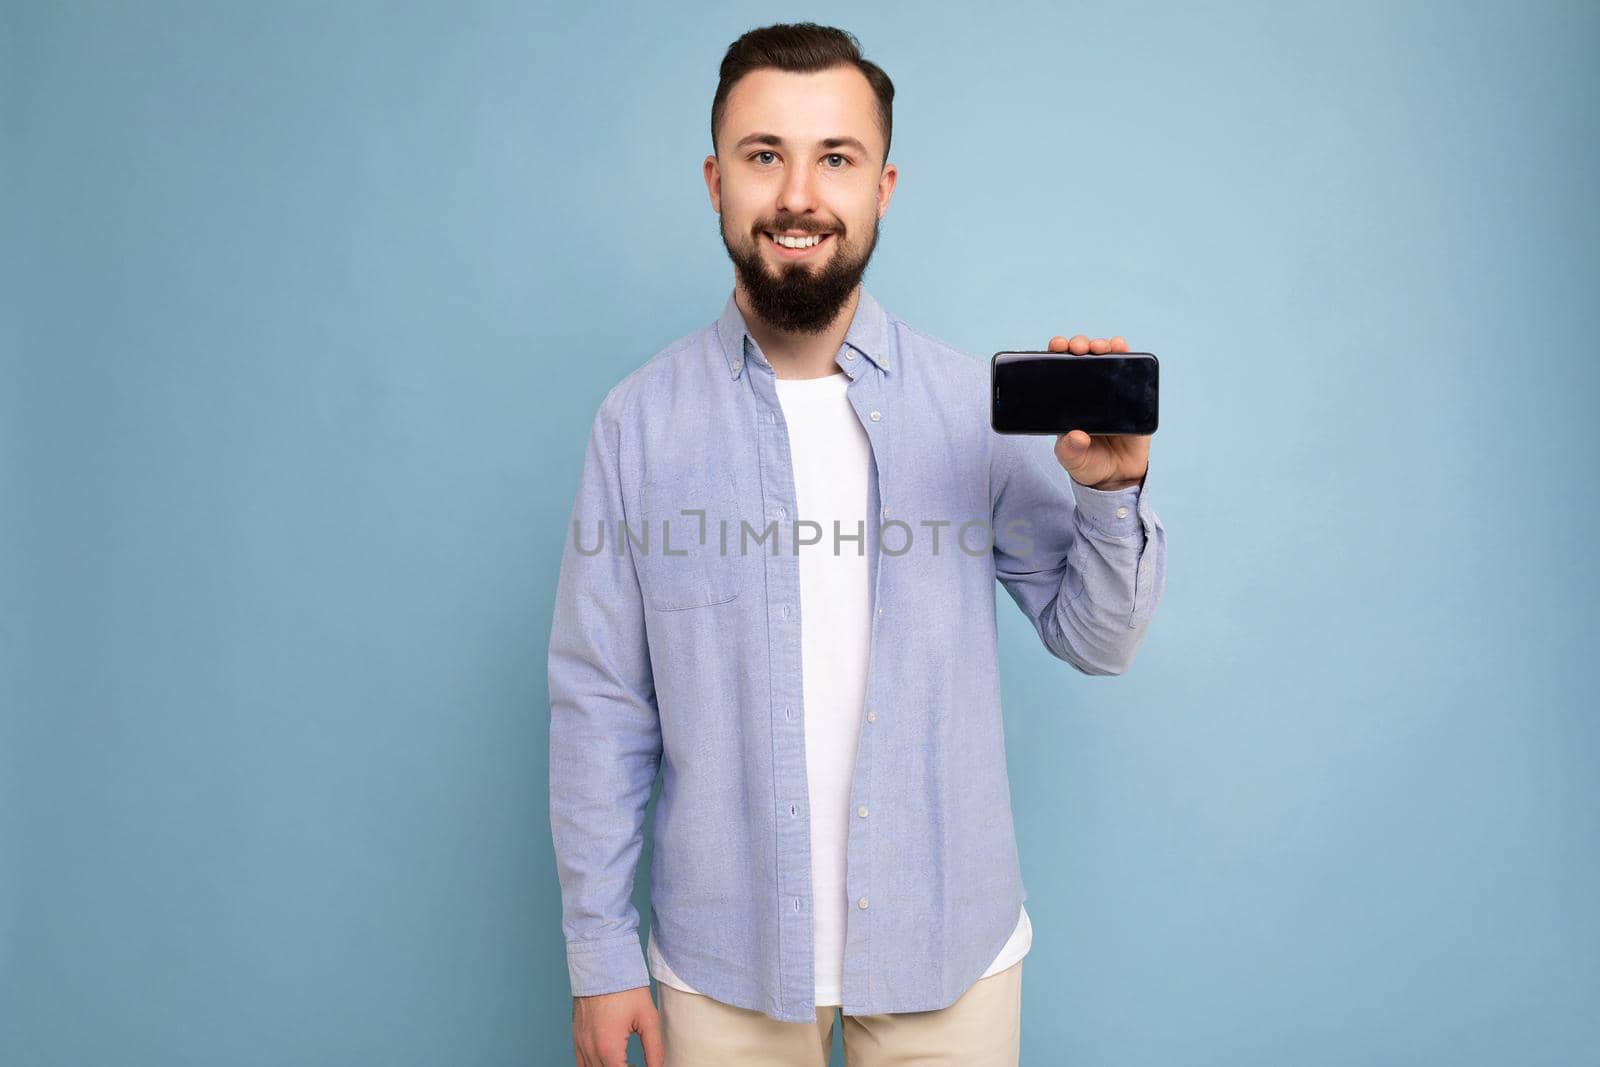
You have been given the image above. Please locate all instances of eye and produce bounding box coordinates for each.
[752,150,778,165]
[824,153,849,168]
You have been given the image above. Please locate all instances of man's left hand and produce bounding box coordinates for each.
[1047,333,1151,491]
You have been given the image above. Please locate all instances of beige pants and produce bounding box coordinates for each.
[656,959,1022,1066]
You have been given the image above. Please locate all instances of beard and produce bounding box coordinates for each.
[720,212,882,334]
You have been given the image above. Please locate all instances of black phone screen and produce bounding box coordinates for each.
[990,352,1159,435]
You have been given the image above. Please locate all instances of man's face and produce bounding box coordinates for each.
[705,65,898,334]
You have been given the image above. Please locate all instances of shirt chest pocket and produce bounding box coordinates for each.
[633,474,742,611]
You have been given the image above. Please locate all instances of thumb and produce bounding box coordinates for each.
[1055,429,1091,462]
[637,1006,665,1067]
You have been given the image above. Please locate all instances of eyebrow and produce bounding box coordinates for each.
[733,132,873,158]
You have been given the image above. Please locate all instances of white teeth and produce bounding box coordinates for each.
[770,232,824,249]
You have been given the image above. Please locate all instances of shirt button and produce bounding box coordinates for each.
[857,805,868,818]
[768,412,776,424]
[880,504,889,518]
[1116,506,1128,519]
[731,361,742,373]
[876,606,883,618]
[858,897,869,910]
[778,506,786,517]
[845,351,855,360]
[866,710,876,722]
[869,410,881,421]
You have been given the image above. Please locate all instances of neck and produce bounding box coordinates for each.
[735,283,860,380]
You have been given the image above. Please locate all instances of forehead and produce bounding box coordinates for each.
[721,66,882,157]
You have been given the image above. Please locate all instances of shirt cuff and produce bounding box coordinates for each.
[566,932,651,998]
[1070,469,1147,538]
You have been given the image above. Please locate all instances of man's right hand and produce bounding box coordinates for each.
[572,985,664,1067]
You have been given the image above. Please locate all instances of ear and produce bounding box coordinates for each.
[876,161,899,219]
[703,155,721,213]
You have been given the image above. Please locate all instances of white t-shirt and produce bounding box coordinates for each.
[648,367,1031,1006]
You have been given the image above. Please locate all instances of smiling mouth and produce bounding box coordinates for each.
[764,231,833,255]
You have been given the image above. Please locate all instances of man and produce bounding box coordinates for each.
[549,21,1165,1067]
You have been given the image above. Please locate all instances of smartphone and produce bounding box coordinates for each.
[991,351,1159,435]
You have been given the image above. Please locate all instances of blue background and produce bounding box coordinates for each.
[3,1,1596,1064]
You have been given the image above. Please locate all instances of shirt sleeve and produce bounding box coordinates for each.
[547,393,661,997]
[990,430,1167,675]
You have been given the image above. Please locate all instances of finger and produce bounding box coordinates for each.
[1047,335,1069,352]
[1111,335,1128,352]
[1088,337,1109,354]
[1067,334,1089,355]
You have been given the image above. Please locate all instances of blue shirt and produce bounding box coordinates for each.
[547,287,1166,1023]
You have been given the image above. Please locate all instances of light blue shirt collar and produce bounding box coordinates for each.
[715,286,894,380]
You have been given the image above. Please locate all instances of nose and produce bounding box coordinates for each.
[776,159,820,218]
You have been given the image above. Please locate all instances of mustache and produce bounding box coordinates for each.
[757,220,840,236]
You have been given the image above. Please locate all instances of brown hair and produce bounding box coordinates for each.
[711,22,895,164]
